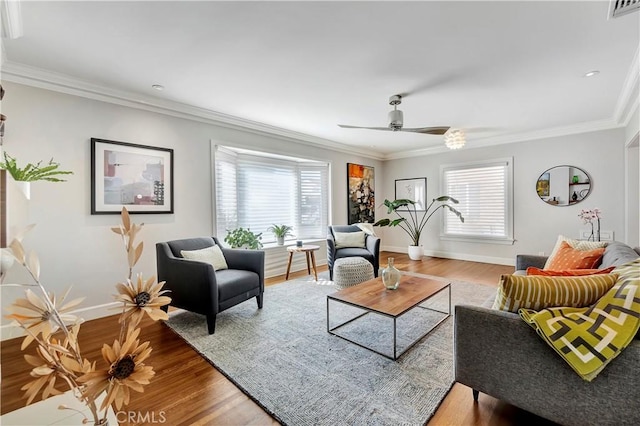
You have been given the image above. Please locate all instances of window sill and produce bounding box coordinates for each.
[261,238,326,250]
[440,235,515,245]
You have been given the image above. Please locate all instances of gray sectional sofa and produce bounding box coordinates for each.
[454,241,640,426]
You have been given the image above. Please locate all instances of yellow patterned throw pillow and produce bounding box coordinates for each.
[492,274,618,313]
[520,258,640,381]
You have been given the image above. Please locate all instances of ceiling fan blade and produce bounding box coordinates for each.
[338,124,392,131]
[400,126,450,135]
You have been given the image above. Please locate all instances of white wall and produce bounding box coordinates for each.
[0,82,381,334]
[625,104,639,145]
[625,104,639,246]
[379,128,627,264]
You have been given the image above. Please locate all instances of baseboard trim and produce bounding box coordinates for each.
[382,245,514,266]
[1,301,120,342]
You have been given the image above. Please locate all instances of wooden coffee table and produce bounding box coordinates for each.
[327,274,451,360]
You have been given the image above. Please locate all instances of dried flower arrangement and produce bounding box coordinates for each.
[2,208,170,425]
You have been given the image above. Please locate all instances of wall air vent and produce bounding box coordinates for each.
[609,0,640,18]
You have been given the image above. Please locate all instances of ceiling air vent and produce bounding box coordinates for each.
[609,0,640,18]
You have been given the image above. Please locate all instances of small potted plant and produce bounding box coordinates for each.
[374,196,464,260]
[0,152,73,199]
[224,227,263,249]
[267,224,293,245]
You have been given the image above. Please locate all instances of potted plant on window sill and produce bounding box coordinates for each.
[224,227,263,249]
[267,224,293,245]
[0,152,73,199]
[374,196,464,260]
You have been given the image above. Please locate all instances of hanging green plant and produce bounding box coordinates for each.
[0,152,73,182]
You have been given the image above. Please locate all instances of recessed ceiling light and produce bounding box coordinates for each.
[151,84,164,91]
[583,71,600,78]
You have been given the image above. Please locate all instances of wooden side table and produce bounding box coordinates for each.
[286,244,320,281]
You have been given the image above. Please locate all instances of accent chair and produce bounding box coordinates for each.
[156,237,265,334]
[327,225,380,280]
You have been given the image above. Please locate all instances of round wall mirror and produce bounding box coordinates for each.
[536,165,591,206]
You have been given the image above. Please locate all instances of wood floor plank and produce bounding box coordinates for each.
[2,253,552,426]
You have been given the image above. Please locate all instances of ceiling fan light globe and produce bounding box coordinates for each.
[388,109,403,129]
[444,129,466,149]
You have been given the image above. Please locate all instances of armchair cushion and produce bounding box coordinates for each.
[335,247,374,259]
[181,245,228,271]
[215,269,260,301]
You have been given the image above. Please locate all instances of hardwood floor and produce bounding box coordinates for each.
[1,253,553,425]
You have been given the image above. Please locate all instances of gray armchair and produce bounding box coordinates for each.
[156,237,265,334]
[327,225,380,280]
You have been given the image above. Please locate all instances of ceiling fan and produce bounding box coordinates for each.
[338,95,450,135]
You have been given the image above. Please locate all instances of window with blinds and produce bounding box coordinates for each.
[214,147,329,244]
[441,158,513,243]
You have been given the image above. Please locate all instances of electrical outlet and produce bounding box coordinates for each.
[538,251,545,256]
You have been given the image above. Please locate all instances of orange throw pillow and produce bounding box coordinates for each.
[527,266,615,276]
[546,241,605,270]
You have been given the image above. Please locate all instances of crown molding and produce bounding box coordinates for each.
[0,59,633,163]
[0,61,385,161]
[385,118,621,160]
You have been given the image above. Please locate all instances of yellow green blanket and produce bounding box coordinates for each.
[520,259,640,381]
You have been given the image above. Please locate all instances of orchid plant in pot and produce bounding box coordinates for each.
[374,196,464,260]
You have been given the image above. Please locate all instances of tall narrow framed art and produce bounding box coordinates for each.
[91,138,174,214]
[347,163,375,224]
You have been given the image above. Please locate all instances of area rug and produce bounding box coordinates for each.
[165,272,496,426]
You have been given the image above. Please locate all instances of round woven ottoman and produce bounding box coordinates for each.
[333,257,374,289]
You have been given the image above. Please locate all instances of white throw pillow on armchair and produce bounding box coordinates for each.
[181,245,228,271]
[334,231,366,248]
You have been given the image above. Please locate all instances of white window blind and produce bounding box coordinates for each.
[214,147,329,244]
[441,159,513,243]
[215,150,238,233]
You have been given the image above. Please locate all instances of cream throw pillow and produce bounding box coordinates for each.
[334,231,366,248]
[181,245,228,271]
[544,235,608,269]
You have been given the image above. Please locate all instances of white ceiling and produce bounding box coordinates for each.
[1,1,639,159]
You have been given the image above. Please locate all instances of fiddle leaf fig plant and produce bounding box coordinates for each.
[224,227,263,249]
[374,196,464,246]
[0,152,73,182]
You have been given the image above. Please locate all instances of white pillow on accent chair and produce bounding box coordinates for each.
[334,231,366,248]
[181,245,228,271]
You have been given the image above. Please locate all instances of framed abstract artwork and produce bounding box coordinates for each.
[347,163,375,224]
[91,138,174,214]
[395,177,427,211]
